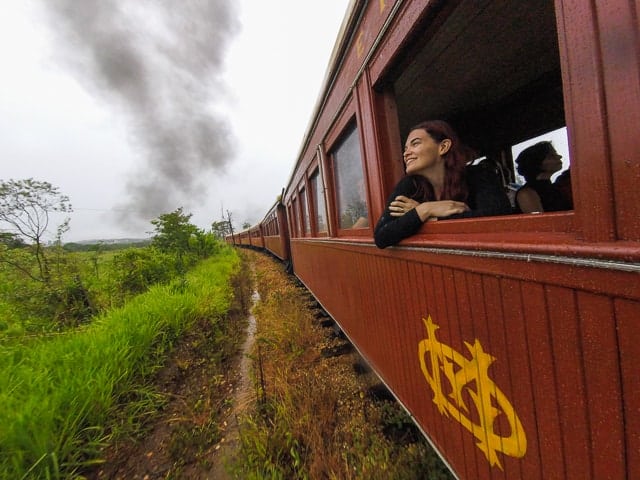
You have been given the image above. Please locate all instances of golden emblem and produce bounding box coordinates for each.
[418,316,527,469]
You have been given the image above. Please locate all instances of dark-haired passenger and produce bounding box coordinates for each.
[374,120,512,248]
[514,141,572,213]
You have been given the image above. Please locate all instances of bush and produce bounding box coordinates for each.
[110,248,178,297]
[0,246,240,479]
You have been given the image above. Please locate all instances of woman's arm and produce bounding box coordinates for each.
[374,177,469,248]
[374,178,424,248]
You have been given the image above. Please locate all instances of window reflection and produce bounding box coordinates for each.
[310,171,327,233]
[290,200,299,237]
[333,126,368,229]
[300,188,310,235]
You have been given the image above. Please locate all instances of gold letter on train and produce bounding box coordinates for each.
[418,316,527,469]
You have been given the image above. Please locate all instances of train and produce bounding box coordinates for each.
[227,1,640,478]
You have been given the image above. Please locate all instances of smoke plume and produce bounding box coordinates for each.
[39,0,240,229]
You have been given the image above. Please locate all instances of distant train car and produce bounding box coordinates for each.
[261,199,291,262]
[240,1,640,478]
[248,225,264,249]
[234,229,251,247]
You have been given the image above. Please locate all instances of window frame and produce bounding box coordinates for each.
[298,183,311,237]
[309,163,329,237]
[324,101,372,238]
[365,0,577,244]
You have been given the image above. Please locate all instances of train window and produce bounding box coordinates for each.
[290,199,299,238]
[383,0,569,226]
[299,187,310,235]
[331,124,369,230]
[509,126,572,213]
[310,170,327,234]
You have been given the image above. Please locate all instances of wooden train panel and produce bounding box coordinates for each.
[249,227,264,249]
[263,236,287,261]
[290,239,639,479]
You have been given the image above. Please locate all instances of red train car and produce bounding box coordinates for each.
[234,229,251,247]
[248,225,264,249]
[261,199,291,262]
[244,1,639,478]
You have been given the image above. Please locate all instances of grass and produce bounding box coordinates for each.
[0,245,240,479]
[230,251,454,479]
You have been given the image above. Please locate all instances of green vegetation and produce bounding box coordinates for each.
[0,245,241,479]
[229,251,453,480]
[62,239,151,252]
[1,193,226,336]
[1,178,452,479]
[1,179,245,478]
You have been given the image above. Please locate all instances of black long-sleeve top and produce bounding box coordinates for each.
[374,165,513,248]
[514,178,572,213]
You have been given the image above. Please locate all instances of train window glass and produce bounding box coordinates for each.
[310,170,327,233]
[290,200,299,238]
[332,125,369,229]
[510,126,572,213]
[299,188,310,235]
[511,127,570,184]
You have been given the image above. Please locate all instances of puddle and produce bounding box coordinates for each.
[234,290,260,410]
[206,289,260,478]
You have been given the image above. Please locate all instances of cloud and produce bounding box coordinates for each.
[39,0,240,228]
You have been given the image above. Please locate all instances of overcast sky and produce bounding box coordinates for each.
[1,0,350,242]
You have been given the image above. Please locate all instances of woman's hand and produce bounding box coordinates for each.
[415,200,469,222]
[389,196,420,216]
[389,195,469,222]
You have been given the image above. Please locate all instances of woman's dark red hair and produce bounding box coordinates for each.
[407,120,471,202]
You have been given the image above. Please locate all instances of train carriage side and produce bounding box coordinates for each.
[248,225,264,249]
[236,228,251,247]
[260,199,291,261]
[282,1,640,479]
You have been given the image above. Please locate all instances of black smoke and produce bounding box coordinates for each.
[39,0,240,228]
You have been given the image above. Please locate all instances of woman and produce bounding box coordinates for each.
[514,141,571,213]
[374,120,512,248]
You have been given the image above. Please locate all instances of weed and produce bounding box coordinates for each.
[0,246,242,479]
[229,251,454,480]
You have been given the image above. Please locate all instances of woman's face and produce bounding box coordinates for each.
[541,148,563,174]
[403,128,450,176]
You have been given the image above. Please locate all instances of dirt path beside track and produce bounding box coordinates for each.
[86,250,452,479]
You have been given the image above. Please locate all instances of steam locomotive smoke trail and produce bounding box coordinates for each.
[39,0,239,228]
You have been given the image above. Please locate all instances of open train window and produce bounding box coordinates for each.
[310,169,327,235]
[381,0,571,228]
[330,124,369,231]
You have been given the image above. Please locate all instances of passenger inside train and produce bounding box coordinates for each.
[514,141,573,213]
[374,120,512,248]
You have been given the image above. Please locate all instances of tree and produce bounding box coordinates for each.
[150,207,223,273]
[0,178,72,282]
[0,232,26,249]
[211,220,232,239]
[0,179,95,326]
[211,209,234,240]
[150,207,200,254]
